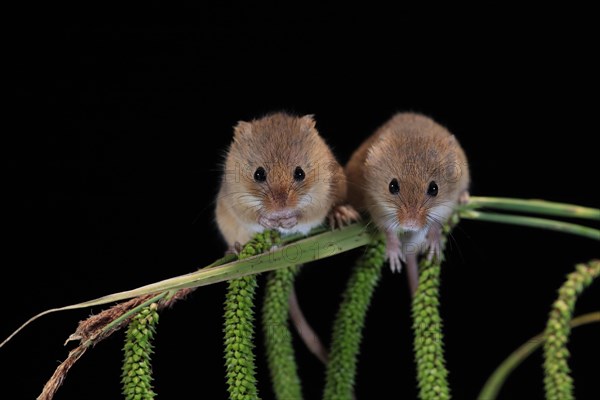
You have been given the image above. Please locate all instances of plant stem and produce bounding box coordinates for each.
[543,259,600,400]
[122,303,159,400]
[5,199,598,351]
[262,267,302,400]
[323,237,386,400]
[460,210,600,240]
[1,224,374,349]
[105,292,169,338]
[467,196,600,221]
[412,214,458,400]
[223,231,281,400]
[478,312,600,400]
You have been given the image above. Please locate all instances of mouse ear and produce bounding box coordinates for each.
[446,134,458,147]
[233,121,252,138]
[364,146,377,166]
[299,114,317,132]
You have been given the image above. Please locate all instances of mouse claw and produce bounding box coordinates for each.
[225,241,243,257]
[425,227,442,262]
[385,229,405,272]
[387,251,403,273]
[327,204,361,230]
[458,190,470,205]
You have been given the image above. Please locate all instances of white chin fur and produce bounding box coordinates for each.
[382,222,429,257]
[429,203,455,225]
[278,220,321,236]
[243,219,320,237]
[246,222,266,234]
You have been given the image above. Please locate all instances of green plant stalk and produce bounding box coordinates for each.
[412,215,457,400]
[2,224,373,349]
[122,302,160,400]
[4,202,598,349]
[467,196,600,221]
[6,210,597,346]
[461,210,600,240]
[323,237,386,400]
[224,231,281,400]
[478,312,600,400]
[543,260,600,400]
[105,292,170,340]
[262,266,302,400]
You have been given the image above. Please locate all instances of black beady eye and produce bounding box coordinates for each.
[389,178,400,194]
[427,181,438,196]
[254,167,267,182]
[294,166,305,181]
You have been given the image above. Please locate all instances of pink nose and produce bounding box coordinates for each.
[272,190,288,208]
[400,219,421,232]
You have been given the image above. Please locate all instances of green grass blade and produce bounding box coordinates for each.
[3,201,597,349]
[477,312,600,400]
[460,210,600,240]
[467,197,600,221]
[1,224,373,348]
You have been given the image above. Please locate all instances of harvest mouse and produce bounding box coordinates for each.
[216,112,358,246]
[345,112,470,293]
[216,111,358,362]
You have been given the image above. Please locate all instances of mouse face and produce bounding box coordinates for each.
[364,134,468,235]
[220,113,337,233]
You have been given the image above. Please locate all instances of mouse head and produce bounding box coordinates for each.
[364,133,467,234]
[222,112,337,231]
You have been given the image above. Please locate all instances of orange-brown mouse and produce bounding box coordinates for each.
[345,112,470,293]
[216,112,357,246]
[216,112,358,364]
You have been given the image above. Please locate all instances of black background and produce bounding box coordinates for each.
[4,6,599,400]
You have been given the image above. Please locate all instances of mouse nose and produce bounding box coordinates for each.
[398,209,425,231]
[401,219,421,232]
[271,187,289,208]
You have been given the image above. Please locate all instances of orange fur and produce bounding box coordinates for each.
[346,112,470,277]
[216,112,351,246]
[346,112,469,233]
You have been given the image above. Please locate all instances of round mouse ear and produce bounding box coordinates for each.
[446,134,458,147]
[299,114,317,131]
[233,121,252,137]
[364,146,377,166]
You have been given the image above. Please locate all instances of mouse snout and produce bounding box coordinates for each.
[400,219,422,232]
[271,188,288,208]
[267,185,298,210]
[397,208,427,232]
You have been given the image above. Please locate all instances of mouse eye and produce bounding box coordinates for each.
[254,167,267,182]
[389,178,400,195]
[427,181,438,196]
[294,166,305,181]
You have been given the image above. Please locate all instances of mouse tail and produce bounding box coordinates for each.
[289,286,329,364]
[406,253,419,296]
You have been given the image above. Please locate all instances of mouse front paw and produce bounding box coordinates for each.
[225,241,243,256]
[384,229,405,273]
[327,204,361,229]
[425,227,442,262]
[458,189,470,205]
[387,249,404,273]
[279,216,298,229]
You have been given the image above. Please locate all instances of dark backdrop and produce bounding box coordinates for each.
[5,7,599,400]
